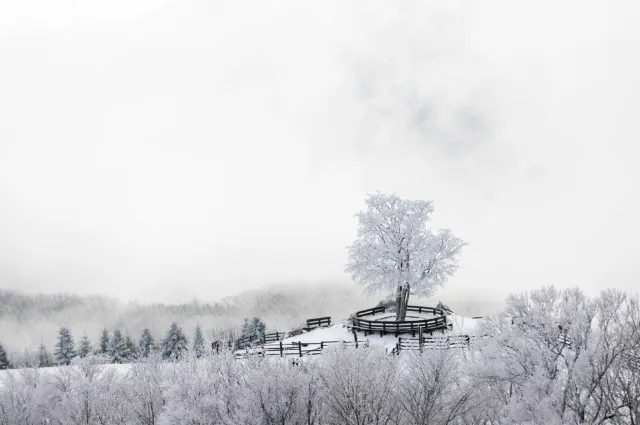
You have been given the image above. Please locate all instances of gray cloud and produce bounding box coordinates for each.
[0,0,639,306]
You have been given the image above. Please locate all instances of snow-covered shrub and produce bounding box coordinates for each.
[317,347,399,425]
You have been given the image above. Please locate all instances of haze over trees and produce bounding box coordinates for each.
[0,284,405,354]
[346,193,466,320]
[78,334,92,358]
[0,342,10,370]
[0,286,638,424]
[138,328,155,358]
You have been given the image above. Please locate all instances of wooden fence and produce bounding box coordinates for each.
[350,305,449,337]
[397,334,481,352]
[236,331,285,349]
[304,316,332,331]
[235,339,369,358]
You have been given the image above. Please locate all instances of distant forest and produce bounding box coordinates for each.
[0,284,369,358]
[0,283,501,365]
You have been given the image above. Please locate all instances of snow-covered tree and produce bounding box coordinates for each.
[98,327,109,355]
[473,286,640,424]
[193,324,205,358]
[318,347,399,424]
[162,322,189,360]
[125,334,138,360]
[108,328,127,364]
[78,334,93,358]
[346,193,466,320]
[0,341,11,369]
[139,328,155,358]
[54,327,76,365]
[240,317,266,340]
[126,353,165,424]
[38,341,52,367]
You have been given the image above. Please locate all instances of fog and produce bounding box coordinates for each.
[1,0,639,309]
[0,284,504,354]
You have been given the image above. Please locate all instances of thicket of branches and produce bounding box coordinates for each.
[0,286,638,424]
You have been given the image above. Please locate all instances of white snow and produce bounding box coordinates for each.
[262,312,483,354]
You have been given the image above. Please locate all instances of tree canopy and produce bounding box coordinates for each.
[346,192,466,320]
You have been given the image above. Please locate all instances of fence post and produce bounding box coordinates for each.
[418,326,424,352]
[298,341,303,357]
[353,328,358,348]
[280,341,283,357]
[321,342,324,351]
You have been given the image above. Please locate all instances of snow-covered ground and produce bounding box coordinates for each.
[263,313,482,353]
[0,362,133,388]
[0,313,483,380]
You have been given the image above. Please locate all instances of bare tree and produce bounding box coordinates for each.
[318,347,399,425]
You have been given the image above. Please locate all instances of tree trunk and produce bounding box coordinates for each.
[395,284,410,321]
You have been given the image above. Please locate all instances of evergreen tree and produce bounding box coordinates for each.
[138,328,155,358]
[124,334,138,361]
[0,341,11,370]
[98,327,109,355]
[240,316,267,340]
[252,317,266,340]
[54,327,76,365]
[240,318,252,338]
[162,321,189,360]
[78,334,92,358]
[192,324,205,358]
[108,328,127,364]
[38,341,52,367]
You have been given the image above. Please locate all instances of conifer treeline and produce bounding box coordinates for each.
[0,315,267,369]
[3,321,207,368]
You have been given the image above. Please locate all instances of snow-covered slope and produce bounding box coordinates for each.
[261,313,482,353]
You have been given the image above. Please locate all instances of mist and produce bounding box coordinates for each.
[0,284,503,354]
[1,1,639,309]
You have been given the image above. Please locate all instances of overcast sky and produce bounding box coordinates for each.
[1,0,638,305]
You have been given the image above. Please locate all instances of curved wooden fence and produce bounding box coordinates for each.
[350,305,449,337]
[236,331,285,349]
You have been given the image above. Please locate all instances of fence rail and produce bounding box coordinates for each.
[304,316,332,331]
[235,339,369,358]
[350,305,448,337]
[236,331,285,349]
[397,334,483,352]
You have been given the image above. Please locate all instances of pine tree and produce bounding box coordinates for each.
[138,328,155,358]
[252,317,266,340]
[240,318,252,338]
[38,341,52,367]
[124,334,138,361]
[98,327,109,355]
[0,341,11,370]
[193,324,205,358]
[54,327,76,365]
[162,321,189,360]
[78,334,93,358]
[240,317,267,340]
[108,328,127,364]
